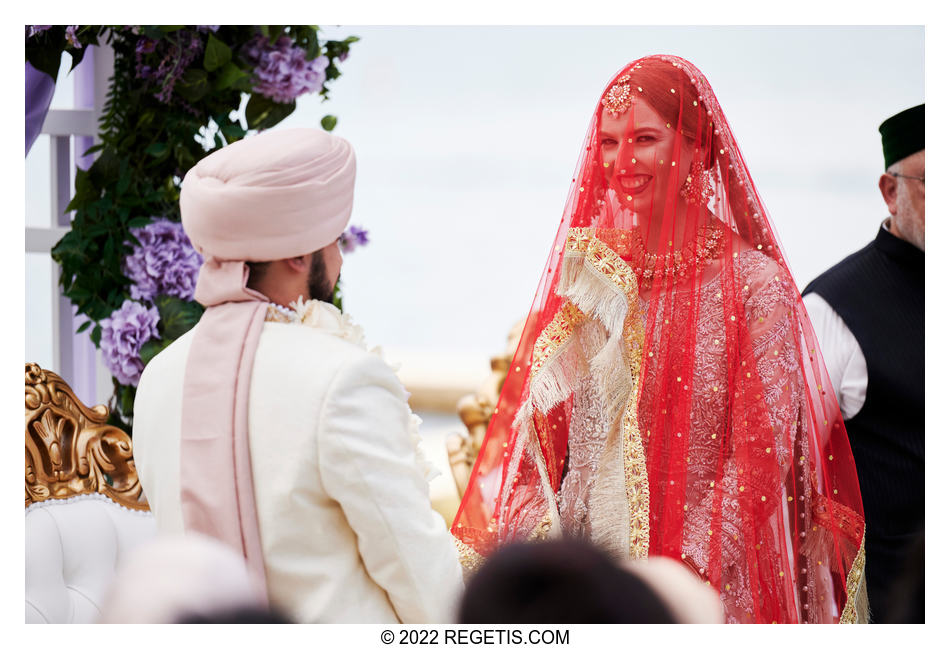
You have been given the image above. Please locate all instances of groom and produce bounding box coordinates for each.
[132,128,462,623]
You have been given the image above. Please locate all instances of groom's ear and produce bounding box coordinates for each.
[283,254,312,274]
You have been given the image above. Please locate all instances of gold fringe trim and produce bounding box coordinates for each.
[839,534,868,624]
[518,228,651,560]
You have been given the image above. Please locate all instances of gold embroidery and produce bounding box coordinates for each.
[530,302,584,380]
[840,534,867,624]
[622,295,650,559]
[565,228,638,296]
[528,512,554,541]
[454,537,486,580]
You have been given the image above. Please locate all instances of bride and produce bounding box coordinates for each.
[453,55,867,624]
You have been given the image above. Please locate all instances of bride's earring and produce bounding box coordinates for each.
[680,158,713,206]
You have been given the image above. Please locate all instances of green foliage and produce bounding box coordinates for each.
[29,25,357,427]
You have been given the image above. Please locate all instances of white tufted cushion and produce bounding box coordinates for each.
[25,494,156,623]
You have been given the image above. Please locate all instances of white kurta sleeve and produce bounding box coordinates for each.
[316,353,463,623]
[802,293,868,420]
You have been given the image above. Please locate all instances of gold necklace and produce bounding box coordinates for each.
[632,221,724,288]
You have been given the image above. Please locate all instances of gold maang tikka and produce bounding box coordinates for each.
[601,74,633,117]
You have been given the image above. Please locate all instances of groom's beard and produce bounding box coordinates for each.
[308,253,336,303]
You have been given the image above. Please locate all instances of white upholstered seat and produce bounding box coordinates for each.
[25,494,156,623]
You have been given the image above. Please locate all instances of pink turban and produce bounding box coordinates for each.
[181,127,355,263]
[176,128,356,595]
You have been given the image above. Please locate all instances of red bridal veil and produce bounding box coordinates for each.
[453,55,867,624]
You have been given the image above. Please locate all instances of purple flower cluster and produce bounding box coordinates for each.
[65,26,80,49]
[135,30,203,103]
[26,25,52,39]
[338,225,370,254]
[124,219,203,302]
[242,35,329,104]
[100,300,160,386]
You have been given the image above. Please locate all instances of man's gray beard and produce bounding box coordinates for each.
[895,197,925,251]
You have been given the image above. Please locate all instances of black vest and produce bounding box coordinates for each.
[803,225,924,621]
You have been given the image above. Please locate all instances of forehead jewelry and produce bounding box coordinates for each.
[602,74,633,117]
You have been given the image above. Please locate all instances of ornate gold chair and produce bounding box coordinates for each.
[446,318,525,500]
[25,363,156,623]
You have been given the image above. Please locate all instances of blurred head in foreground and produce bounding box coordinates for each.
[458,539,722,623]
[98,533,280,623]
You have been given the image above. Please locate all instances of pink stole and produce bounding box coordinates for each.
[179,259,270,601]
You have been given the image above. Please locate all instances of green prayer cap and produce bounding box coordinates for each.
[879,104,924,169]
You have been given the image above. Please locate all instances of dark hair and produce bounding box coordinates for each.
[176,604,292,624]
[458,539,676,624]
[245,260,270,292]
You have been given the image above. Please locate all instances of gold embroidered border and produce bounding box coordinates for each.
[621,281,650,559]
[566,228,638,297]
[530,302,584,381]
[454,537,486,580]
[839,534,867,624]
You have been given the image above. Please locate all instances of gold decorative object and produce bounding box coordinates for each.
[447,319,526,499]
[25,363,148,511]
[601,74,633,117]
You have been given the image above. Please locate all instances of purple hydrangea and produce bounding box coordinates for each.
[124,219,203,302]
[242,34,329,104]
[196,25,220,33]
[100,300,160,386]
[338,225,370,254]
[64,26,80,49]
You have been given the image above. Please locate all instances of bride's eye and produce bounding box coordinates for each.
[600,138,617,146]
[637,135,656,143]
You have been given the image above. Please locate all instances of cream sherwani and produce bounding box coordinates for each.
[133,308,463,623]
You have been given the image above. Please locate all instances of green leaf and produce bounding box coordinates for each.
[25,26,67,80]
[145,142,169,157]
[203,33,232,72]
[127,216,153,229]
[219,121,245,140]
[154,296,204,340]
[175,68,210,103]
[75,320,92,334]
[116,168,132,195]
[246,94,296,130]
[139,338,170,366]
[119,384,135,415]
[212,61,247,91]
[68,45,89,71]
[89,148,120,186]
[159,26,185,32]
[91,324,102,347]
[320,114,338,132]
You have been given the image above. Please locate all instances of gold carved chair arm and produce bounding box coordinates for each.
[25,363,148,511]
